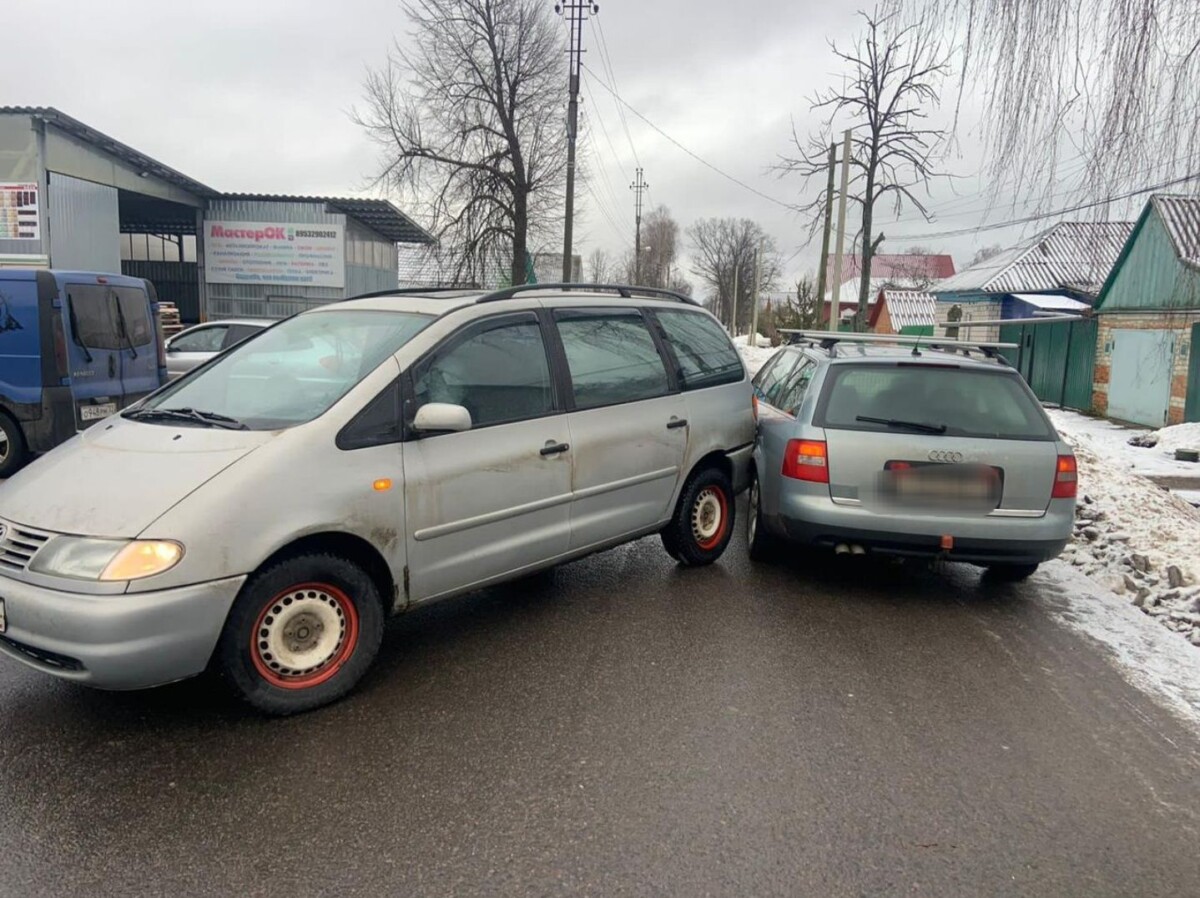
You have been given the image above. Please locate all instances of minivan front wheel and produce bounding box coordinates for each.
[216,553,385,715]
[662,466,735,566]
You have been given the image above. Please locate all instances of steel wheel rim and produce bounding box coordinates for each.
[691,486,729,550]
[0,430,8,463]
[250,583,359,690]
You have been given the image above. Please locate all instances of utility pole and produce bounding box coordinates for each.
[631,166,647,283]
[556,1,600,283]
[815,142,836,320]
[830,128,852,331]
[750,238,764,348]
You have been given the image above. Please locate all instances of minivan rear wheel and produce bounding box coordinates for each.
[0,413,29,478]
[215,552,385,715]
[662,466,735,566]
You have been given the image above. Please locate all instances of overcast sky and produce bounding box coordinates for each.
[4,0,1154,289]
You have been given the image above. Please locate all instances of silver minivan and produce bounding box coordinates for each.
[0,286,753,714]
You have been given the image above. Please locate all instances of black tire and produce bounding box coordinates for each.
[661,466,735,566]
[984,562,1040,583]
[746,470,780,562]
[215,552,385,716]
[0,413,29,479]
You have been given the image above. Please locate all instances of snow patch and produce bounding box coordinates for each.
[1038,562,1200,735]
[733,333,777,376]
[1145,421,1200,454]
[1045,409,1200,479]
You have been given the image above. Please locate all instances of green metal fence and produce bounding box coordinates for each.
[1000,319,1098,412]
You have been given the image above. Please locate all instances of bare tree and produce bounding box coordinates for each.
[778,8,949,330]
[639,205,680,289]
[764,274,823,343]
[355,0,566,288]
[968,243,1004,268]
[587,247,614,283]
[879,245,942,290]
[687,218,782,334]
[898,0,1200,200]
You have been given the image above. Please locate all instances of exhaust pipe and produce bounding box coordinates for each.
[850,545,866,555]
[835,543,851,555]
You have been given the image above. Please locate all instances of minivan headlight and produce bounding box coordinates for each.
[30,538,184,582]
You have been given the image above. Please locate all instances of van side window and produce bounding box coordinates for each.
[67,286,121,350]
[412,314,553,428]
[652,310,744,390]
[555,310,670,409]
[112,288,153,347]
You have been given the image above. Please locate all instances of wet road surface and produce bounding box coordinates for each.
[1,514,1199,897]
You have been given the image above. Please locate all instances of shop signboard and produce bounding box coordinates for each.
[204,220,345,288]
[0,183,40,241]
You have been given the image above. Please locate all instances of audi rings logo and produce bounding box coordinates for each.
[928,450,964,464]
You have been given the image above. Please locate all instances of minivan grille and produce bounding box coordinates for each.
[0,520,52,572]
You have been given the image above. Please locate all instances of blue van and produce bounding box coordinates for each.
[0,269,167,477]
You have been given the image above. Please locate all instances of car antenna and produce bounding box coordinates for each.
[911,334,923,357]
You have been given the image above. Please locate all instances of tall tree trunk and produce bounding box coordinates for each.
[512,190,529,286]
[854,168,877,332]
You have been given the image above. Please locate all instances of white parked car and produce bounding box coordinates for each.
[165,319,269,379]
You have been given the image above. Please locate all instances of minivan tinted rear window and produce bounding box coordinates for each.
[815,364,1055,441]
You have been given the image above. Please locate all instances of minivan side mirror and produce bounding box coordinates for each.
[412,402,472,434]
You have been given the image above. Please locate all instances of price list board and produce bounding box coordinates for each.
[0,183,40,241]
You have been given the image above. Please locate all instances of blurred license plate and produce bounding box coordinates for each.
[80,403,116,421]
[882,462,1002,510]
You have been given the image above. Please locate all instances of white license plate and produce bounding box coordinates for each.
[0,598,6,634]
[80,403,117,421]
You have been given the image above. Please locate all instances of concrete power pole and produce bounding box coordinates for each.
[815,142,836,319]
[556,1,600,283]
[730,263,739,338]
[631,167,647,283]
[830,128,852,331]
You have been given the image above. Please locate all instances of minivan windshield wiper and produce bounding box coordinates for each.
[855,415,948,435]
[123,407,248,430]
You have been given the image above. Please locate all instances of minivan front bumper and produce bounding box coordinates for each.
[0,573,244,690]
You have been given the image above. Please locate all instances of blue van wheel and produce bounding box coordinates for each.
[0,414,28,478]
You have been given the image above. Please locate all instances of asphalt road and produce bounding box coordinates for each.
[2,509,1199,897]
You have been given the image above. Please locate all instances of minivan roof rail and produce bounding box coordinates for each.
[343,286,485,301]
[476,283,700,306]
[777,329,1018,363]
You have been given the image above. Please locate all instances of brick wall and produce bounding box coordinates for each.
[934,300,1002,342]
[1093,311,1200,424]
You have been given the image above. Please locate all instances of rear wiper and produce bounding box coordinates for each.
[856,415,947,435]
[123,407,248,430]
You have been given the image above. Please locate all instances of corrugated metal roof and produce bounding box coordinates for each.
[871,290,936,330]
[222,194,433,244]
[825,252,955,285]
[935,221,1134,295]
[0,106,217,197]
[1151,195,1200,269]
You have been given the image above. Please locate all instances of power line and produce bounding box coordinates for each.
[889,170,1200,241]
[593,16,640,169]
[582,62,804,213]
[580,79,634,222]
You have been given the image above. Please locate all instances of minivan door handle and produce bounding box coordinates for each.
[666,417,688,429]
[540,441,570,456]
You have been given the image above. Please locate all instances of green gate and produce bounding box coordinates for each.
[1186,323,1200,423]
[1001,319,1098,411]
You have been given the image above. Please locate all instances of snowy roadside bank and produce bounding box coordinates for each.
[1047,409,1200,650]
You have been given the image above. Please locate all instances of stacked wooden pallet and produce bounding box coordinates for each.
[158,302,184,338]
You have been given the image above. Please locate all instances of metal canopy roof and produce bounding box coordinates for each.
[1,106,218,198]
[221,194,434,245]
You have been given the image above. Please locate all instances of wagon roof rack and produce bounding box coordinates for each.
[343,286,486,301]
[776,329,1019,364]
[476,282,699,306]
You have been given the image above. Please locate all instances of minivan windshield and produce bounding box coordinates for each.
[815,363,1055,441]
[135,310,431,430]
